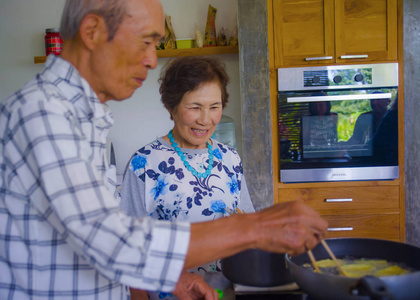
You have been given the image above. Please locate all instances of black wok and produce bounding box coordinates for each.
[286,238,420,300]
[221,248,294,287]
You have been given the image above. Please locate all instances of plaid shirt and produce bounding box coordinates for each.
[0,55,190,299]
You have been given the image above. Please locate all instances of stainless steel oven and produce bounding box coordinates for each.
[278,63,399,183]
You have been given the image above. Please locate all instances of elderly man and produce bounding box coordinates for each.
[0,0,327,299]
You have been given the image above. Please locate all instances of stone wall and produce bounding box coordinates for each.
[237,0,273,211]
[403,0,420,247]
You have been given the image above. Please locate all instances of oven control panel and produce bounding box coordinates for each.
[277,63,398,92]
[303,68,372,88]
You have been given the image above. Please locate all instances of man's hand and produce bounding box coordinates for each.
[254,200,328,256]
[186,200,327,270]
[172,271,219,300]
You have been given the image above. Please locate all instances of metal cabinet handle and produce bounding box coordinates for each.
[325,198,353,202]
[328,227,354,231]
[305,56,333,61]
[340,55,368,59]
[287,93,392,103]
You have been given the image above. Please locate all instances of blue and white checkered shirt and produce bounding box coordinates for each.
[0,55,190,299]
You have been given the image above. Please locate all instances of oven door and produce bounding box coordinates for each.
[278,88,398,183]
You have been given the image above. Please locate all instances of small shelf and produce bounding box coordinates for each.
[34,56,48,64]
[34,46,239,64]
[156,46,239,57]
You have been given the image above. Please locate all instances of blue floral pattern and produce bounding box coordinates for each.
[123,137,252,300]
[150,174,170,200]
[128,138,244,223]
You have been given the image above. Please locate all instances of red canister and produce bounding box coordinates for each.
[45,28,63,56]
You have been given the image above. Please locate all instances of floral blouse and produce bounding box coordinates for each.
[120,137,255,300]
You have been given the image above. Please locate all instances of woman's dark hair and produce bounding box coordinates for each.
[159,56,230,118]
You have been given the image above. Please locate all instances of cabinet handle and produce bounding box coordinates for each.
[328,227,354,231]
[340,55,368,59]
[305,56,333,61]
[287,93,393,103]
[325,198,353,203]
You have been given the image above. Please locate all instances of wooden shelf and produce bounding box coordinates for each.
[34,46,239,64]
[34,56,48,64]
[156,46,239,57]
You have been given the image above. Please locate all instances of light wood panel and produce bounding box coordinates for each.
[335,0,398,63]
[273,0,334,67]
[278,186,399,214]
[324,214,400,241]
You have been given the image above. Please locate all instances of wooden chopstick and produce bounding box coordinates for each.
[321,240,347,276]
[307,250,321,273]
[236,208,246,214]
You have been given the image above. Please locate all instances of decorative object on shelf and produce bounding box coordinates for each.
[164,14,176,49]
[229,26,238,47]
[195,30,204,48]
[176,38,195,49]
[204,5,217,47]
[44,28,63,56]
[217,27,228,46]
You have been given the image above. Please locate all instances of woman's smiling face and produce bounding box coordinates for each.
[171,81,223,149]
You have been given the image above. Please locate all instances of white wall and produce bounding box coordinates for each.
[0,0,242,176]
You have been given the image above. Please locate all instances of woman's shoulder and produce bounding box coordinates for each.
[212,139,241,161]
[128,138,173,174]
[132,138,170,156]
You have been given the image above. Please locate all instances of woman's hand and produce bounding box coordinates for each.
[172,272,219,300]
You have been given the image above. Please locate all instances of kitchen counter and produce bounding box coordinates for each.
[205,272,308,300]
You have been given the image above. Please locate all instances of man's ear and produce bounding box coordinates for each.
[79,14,108,50]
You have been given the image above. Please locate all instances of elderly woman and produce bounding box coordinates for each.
[120,56,255,300]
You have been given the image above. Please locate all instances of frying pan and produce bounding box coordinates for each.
[221,248,294,287]
[286,238,420,300]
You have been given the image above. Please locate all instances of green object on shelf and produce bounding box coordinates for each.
[176,38,195,49]
[216,288,223,299]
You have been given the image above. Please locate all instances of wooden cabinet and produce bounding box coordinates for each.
[335,1,398,63]
[272,0,334,67]
[267,0,405,242]
[323,214,400,241]
[272,0,398,68]
[277,186,401,241]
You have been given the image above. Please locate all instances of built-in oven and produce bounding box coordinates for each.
[277,63,399,183]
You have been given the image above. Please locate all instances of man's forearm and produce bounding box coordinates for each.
[184,201,328,270]
[185,213,258,270]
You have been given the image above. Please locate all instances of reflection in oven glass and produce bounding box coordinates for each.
[278,89,398,177]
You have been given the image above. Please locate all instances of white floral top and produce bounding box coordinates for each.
[120,137,255,299]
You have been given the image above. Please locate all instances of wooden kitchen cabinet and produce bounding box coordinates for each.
[272,0,398,68]
[267,0,405,242]
[277,186,399,214]
[277,186,400,240]
[323,214,400,241]
[272,0,334,67]
[335,1,398,64]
